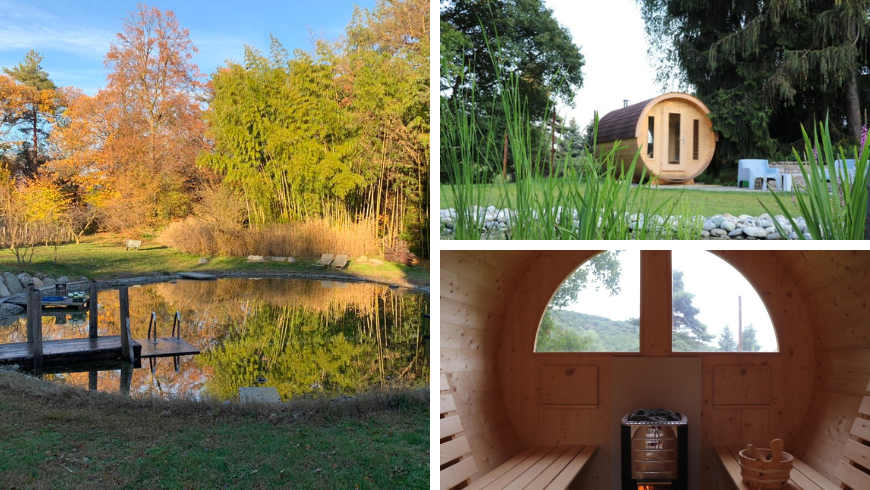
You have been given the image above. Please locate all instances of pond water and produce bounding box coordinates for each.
[0,278,429,401]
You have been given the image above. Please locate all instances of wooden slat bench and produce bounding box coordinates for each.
[714,445,840,490]
[441,374,598,490]
[835,381,870,490]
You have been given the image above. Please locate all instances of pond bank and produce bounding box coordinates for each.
[0,371,428,488]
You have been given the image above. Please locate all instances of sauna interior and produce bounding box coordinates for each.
[440,250,870,490]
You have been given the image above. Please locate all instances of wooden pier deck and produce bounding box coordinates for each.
[0,336,143,365]
[136,337,199,358]
[0,283,200,369]
[0,336,199,366]
[4,295,87,309]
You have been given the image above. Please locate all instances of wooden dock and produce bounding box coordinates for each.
[4,296,87,309]
[0,282,200,370]
[0,336,143,365]
[136,337,199,358]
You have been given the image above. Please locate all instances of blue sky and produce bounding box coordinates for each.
[0,0,375,94]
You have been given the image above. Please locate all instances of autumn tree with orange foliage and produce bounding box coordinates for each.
[52,5,207,231]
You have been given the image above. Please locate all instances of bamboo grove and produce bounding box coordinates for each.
[200,0,429,257]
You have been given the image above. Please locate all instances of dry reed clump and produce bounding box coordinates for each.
[0,371,427,424]
[159,217,379,258]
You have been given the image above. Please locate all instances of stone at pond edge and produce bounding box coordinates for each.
[2,273,22,294]
[357,255,368,263]
[247,255,264,262]
[198,258,208,265]
[0,282,9,297]
[369,259,384,266]
[56,276,69,284]
[721,221,736,232]
[16,273,31,286]
[42,278,56,287]
[31,278,43,288]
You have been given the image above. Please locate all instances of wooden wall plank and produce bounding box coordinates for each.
[713,365,772,406]
[538,365,597,406]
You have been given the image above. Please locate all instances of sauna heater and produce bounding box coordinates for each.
[621,410,688,490]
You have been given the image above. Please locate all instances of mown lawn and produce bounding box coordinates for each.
[0,235,428,287]
[0,372,428,489]
[439,182,802,218]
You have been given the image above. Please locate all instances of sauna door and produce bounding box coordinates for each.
[660,100,694,176]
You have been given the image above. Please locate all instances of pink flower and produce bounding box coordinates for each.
[861,125,868,158]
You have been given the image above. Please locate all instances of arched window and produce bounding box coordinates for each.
[672,251,778,352]
[534,251,640,352]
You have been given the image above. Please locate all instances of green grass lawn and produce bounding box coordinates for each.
[440,182,801,218]
[0,372,427,489]
[0,235,428,287]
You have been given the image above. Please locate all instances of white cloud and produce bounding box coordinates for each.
[0,1,114,58]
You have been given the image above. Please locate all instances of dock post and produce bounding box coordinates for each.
[26,283,35,343]
[118,286,134,362]
[31,287,43,370]
[120,361,132,396]
[88,369,97,391]
[88,280,98,338]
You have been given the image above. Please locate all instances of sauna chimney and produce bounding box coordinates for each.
[621,409,688,490]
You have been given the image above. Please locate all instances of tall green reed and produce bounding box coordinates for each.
[440,79,497,240]
[764,118,869,240]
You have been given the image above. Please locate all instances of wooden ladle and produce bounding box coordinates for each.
[769,439,784,463]
[747,443,768,462]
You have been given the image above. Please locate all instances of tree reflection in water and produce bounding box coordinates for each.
[0,278,429,401]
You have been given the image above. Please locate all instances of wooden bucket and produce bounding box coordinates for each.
[738,448,794,489]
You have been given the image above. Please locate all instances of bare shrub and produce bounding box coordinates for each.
[160,217,379,258]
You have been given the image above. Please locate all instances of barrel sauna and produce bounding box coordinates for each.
[595,93,717,184]
[441,250,870,489]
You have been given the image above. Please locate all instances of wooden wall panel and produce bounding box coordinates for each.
[773,251,870,488]
[713,365,772,406]
[538,365,597,406]
[440,251,534,483]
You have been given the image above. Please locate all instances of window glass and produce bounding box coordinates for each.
[535,251,640,352]
[672,251,778,352]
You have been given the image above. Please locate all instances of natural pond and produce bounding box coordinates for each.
[0,278,429,401]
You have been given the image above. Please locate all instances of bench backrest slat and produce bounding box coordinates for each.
[441,415,463,439]
[836,384,870,490]
[441,375,478,490]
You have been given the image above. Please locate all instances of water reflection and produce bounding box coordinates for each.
[0,278,429,401]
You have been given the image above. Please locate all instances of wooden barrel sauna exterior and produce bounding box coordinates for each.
[595,93,717,184]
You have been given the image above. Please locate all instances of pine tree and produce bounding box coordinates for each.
[639,0,870,167]
[2,50,60,174]
[718,325,738,352]
[742,324,761,352]
[672,270,714,342]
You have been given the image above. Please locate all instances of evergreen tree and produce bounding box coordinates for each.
[742,324,761,352]
[672,270,714,343]
[638,0,870,168]
[718,325,738,352]
[2,50,61,175]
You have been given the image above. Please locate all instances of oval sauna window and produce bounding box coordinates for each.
[672,251,778,352]
[534,250,640,352]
